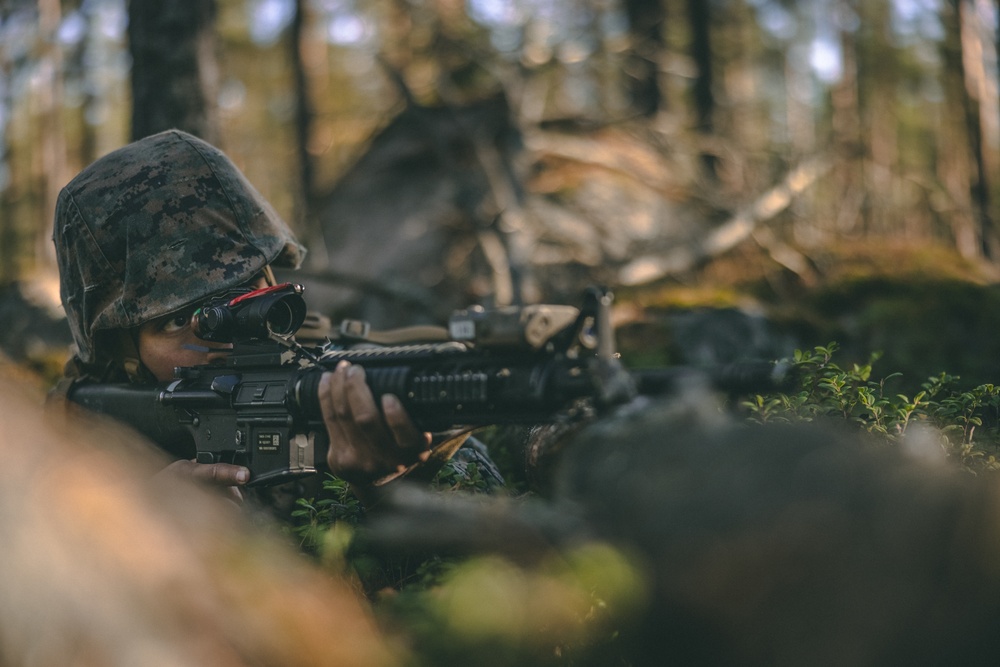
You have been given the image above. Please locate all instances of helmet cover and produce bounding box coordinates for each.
[54,129,305,365]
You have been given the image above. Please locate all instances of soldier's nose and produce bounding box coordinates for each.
[205,345,233,362]
[183,343,234,365]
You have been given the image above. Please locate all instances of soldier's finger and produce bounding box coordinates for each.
[317,368,335,426]
[321,361,352,423]
[187,462,251,488]
[319,371,360,469]
[343,364,392,446]
[382,394,431,457]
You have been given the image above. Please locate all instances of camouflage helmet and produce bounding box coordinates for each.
[54,129,305,366]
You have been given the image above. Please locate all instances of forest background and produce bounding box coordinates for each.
[2,0,1000,393]
[3,2,1000,664]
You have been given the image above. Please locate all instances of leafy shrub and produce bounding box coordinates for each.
[744,343,1000,472]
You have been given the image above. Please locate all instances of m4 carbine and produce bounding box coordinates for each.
[68,284,785,486]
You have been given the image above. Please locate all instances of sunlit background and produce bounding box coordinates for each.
[1,0,999,384]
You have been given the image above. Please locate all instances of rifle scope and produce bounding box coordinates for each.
[193,283,307,343]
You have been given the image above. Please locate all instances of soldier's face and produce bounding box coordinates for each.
[137,275,269,382]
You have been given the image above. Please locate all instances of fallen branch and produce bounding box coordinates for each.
[619,156,831,285]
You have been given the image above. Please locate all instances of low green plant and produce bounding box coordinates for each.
[744,342,1000,471]
[288,457,508,594]
[290,475,365,552]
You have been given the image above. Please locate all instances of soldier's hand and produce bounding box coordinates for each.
[319,361,432,486]
[156,459,250,505]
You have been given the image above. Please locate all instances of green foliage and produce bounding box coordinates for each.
[290,474,437,592]
[744,343,1000,471]
[290,475,364,553]
[290,459,513,594]
[431,459,490,493]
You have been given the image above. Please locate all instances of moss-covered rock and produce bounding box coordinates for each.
[617,239,1000,394]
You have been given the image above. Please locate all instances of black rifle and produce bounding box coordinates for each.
[68,285,787,486]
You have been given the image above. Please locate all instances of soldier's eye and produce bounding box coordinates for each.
[160,312,192,334]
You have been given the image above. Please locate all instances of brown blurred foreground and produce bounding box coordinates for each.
[0,363,399,667]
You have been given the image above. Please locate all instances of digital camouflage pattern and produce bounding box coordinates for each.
[54,129,305,365]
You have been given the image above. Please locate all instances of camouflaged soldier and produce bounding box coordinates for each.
[53,129,434,503]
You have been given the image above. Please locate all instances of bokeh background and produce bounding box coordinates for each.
[2,0,999,391]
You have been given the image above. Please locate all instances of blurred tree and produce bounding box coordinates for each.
[36,0,68,268]
[1,0,999,296]
[856,0,897,236]
[623,0,667,117]
[128,0,220,142]
[941,0,987,258]
[686,0,717,180]
[950,0,996,258]
[289,0,317,239]
[828,0,864,237]
[0,4,15,284]
[63,5,99,168]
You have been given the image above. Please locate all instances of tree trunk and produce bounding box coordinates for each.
[957,0,996,258]
[940,0,988,258]
[0,55,13,284]
[686,0,717,179]
[623,0,666,117]
[289,0,317,245]
[37,0,66,270]
[829,1,864,238]
[855,1,898,236]
[128,0,220,143]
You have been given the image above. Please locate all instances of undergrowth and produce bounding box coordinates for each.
[744,342,1000,472]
